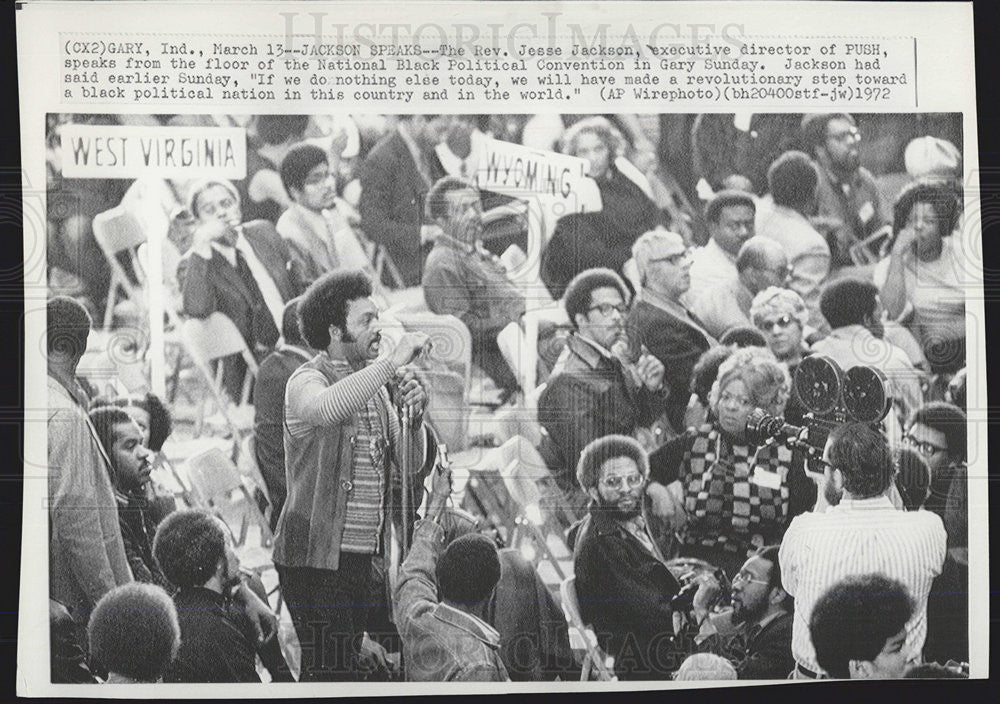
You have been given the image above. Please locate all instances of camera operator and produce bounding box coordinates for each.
[779,422,946,679]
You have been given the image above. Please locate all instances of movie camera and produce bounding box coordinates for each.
[744,355,893,463]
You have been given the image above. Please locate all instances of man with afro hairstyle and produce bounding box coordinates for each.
[87,583,180,683]
[154,510,291,682]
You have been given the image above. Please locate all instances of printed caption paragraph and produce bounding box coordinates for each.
[62,33,917,109]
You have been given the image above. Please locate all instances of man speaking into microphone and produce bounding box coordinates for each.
[273,269,437,682]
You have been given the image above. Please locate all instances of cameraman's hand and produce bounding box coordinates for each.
[692,573,722,623]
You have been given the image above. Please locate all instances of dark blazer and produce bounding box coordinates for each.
[537,334,667,513]
[627,297,715,433]
[252,345,312,529]
[179,220,301,355]
[358,130,444,287]
[572,509,682,680]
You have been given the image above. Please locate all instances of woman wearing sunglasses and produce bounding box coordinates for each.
[749,287,812,424]
[647,347,817,577]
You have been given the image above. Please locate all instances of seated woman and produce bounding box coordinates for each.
[875,180,965,375]
[749,287,812,425]
[647,347,817,577]
[540,116,666,299]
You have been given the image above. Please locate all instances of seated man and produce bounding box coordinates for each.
[154,510,292,683]
[87,583,180,684]
[627,229,714,434]
[252,297,313,528]
[812,277,924,422]
[394,463,509,681]
[809,574,914,679]
[686,189,756,310]
[88,406,168,589]
[692,545,795,680]
[179,178,302,397]
[688,235,790,340]
[572,435,682,680]
[754,151,831,330]
[277,143,371,284]
[421,176,526,395]
[537,269,667,514]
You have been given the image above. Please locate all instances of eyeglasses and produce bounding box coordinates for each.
[648,250,692,266]
[600,473,645,491]
[719,391,753,408]
[904,434,947,458]
[588,303,629,318]
[755,315,795,332]
[732,570,770,587]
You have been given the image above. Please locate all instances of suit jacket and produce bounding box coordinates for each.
[179,220,301,354]
[537,334,667,512]
[276,202,371,284]
[252,344,312,528]
[573,509,682,680]
[359,130,444,287]
[627,296,715,433]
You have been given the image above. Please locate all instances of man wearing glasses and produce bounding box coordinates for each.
[801,113,888,270]
[627,228,716,434]
[537,267,667,516]
[687,545,795,680]
[572,435,682,680]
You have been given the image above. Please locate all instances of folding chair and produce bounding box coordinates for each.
[181,312,258,439]
[559,576,617,681]
[490,436,573,581]
[184,446,272,550]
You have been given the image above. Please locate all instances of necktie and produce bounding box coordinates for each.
[234,249,279,349]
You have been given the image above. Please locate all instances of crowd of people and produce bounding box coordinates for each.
[45,111,971,683]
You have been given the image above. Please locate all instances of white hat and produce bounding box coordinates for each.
[904,136,960,179]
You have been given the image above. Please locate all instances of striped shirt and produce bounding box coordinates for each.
[779,495,946,675]
[285,353,424,555]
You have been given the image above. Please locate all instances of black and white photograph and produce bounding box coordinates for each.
[40,108,974,685]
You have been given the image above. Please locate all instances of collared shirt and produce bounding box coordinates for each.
[810,324,924,419]
[779,495,946,675]
[422,234,525,335]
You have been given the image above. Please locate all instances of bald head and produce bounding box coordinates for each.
[737,237,789,294]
